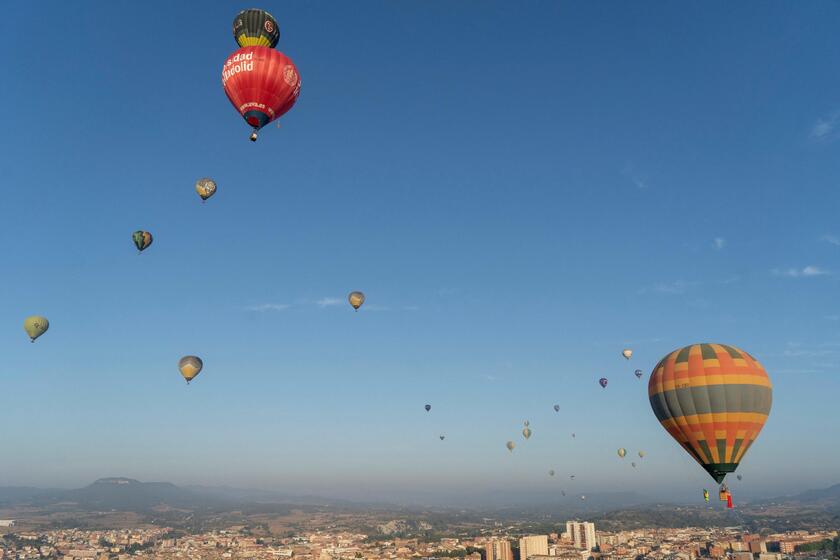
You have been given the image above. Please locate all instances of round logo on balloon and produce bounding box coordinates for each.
[264,20,274,33]
[283,65,298,87]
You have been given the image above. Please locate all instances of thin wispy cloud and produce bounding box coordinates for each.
[315,297,343,308]
[622,164,649,190]
[822,234,840,246]
[639,280,699,295]
[772,266,829,278]
[713,237,726,250]
[811,112,840,140]
[245,303,290,312]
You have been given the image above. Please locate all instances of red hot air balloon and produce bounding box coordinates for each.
[222,46,301,141]
[599,377,608,388]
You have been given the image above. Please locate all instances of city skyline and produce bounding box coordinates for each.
[1,1,840,505]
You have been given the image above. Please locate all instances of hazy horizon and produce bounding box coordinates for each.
[2,1,840,508]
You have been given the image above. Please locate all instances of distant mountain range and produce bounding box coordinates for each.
[0,477,837,515]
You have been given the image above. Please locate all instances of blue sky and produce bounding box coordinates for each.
[1,1,839,506]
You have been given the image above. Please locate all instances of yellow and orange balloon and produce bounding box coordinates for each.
[648,343,772,483]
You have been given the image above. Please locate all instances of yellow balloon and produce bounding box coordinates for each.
[178,356,204,384]
[348,291,365,310]
[23,315,49,342]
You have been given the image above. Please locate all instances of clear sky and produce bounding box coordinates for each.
[1,1,839,507]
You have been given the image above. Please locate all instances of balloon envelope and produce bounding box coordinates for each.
[522,427,532,439]
[439,435,445,440]
[635,369,643,379]
[23,315,49,342]
[524,420,530,427]
[553,404,560,412]
[348,291,365,310]
[617,448,626,458]
[425,404,431,412]
[195,178,216,201]
[232,9,280,48]
[549,470,555,476]
[638,450,645,458]
[178,355,203,383]
[648,343,772,483]
[622,349,633,359]
[599,377,608,388]
[222,47,300,133]
[506,441,515,451]
[132,230,153,252]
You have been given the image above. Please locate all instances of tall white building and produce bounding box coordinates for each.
[486,539,513,560]
[564,522,596,551]
[519,535,549,560]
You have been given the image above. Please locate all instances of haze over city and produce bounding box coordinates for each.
[2,1,840,511]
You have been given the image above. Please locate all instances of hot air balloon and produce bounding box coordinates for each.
[522,427,532,440]
[232,9,280,48]
[570,474,575,480]
[580,495,586,501]
[703,489,710,503]
[348,291,365,311]
[631,462,637,468]
[549,470,555,476]
[638,450,645,458]
[439,435,445,440]
[622,349,633,360]
[132,231,153,253]
[599,377,608,388]
[561,490,566,496]
[506,441,515,452]
[195,178,216,202]
[425,404,431,412]
[617,448,626,458]
[635,369,643,379]
[649,343,772,483]
[178,355,203,384]
[571,433,576,438]
[553,404,560,412]
[737,474,743,481]
[222,47,300,141]
[524,420,530,427]
[23,315,49,342]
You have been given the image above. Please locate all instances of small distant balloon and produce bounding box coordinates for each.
[571,432,576,438]
[617,448,626,458]
[703,489,710,503]
[506,441,515,452]
[599,377,608,388]
[553,404,560,412]
[549,470,555,476]
[439,435,445,440]
[195,178,216,201]
[178,355,203,384]
[561,490,566,496]
[631,462,637,468]
[622,349,633,360]
[522,427,532,440]
[524,420,530,427]
[425,404,431,412]
[580,495,586,501]
[132,230,153,253]
[570,474,575,480]
[737,474,743,481]
[23,315,49,342]
[635,369,643,379]
[638,450,645,458]
[348,291,365,311]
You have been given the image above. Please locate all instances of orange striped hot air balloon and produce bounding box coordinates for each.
[648,343,772,484]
